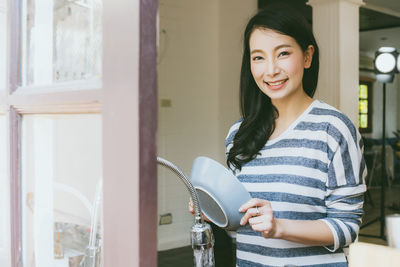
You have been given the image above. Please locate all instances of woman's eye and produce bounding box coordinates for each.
[252,56,263,61]
[278,51,290,57]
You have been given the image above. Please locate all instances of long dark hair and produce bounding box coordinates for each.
[227,3,320,171]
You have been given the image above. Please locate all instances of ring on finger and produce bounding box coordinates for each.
[255,206,260,216]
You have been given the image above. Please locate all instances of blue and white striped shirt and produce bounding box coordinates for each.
[225,100,367,267]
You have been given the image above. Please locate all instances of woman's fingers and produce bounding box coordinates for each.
[240,207,260,225]
[239,198,268,213]
[203,214,211,222]
[247,213,277,238]
[188,198,211,222]
[188,198,194,214]
[239,198,272,226]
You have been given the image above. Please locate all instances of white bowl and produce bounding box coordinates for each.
[190,156,251,230]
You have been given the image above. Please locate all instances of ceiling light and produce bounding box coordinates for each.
[398,54,400,72]
[374,47,397,81]
[378,47,396,53]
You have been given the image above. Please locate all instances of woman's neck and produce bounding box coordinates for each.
[272,91,313,122]
[269,91,314,140]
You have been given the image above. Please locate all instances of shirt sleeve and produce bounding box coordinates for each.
[319,120,367,252]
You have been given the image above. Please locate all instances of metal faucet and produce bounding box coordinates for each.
[80,157,215,267]
[82,180,103,267]
[157,156,215,267]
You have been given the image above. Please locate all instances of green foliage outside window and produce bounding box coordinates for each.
[358,81,372,133]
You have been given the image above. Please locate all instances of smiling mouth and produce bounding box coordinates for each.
[265,79,288,86]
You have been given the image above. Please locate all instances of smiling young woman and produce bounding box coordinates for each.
[249,28,313,103]
[225,2,366,267]
[249,28,315,141]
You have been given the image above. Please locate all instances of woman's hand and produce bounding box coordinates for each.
[239,198,335,245]
[239,198,282,239]
[188,198,210,222]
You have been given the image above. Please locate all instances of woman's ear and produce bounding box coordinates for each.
[304,45,314,69]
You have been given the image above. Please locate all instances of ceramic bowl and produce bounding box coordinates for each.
[190,156,251,230]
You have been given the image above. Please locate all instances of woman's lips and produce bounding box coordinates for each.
[264,79,288,90]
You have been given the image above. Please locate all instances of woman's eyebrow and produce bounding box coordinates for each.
[250,49,264,55]
[250,44,292,54]
[274,44,292,50]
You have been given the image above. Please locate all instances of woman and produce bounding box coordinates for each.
[190,3,366,266]
[224,3,366,267]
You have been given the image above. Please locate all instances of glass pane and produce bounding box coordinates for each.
[359,100,368,114]
[0,5,6,91]
[20,0,102,86]
[0,115,11,267]
[359,84,368,99]
[22,114,103,267]
[360,114,368,128]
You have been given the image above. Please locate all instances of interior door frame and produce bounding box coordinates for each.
[102,0,158,266]
[138,0,158,265]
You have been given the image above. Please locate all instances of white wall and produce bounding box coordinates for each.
[157,0,257,250]
[157,0,219,250]
[217,0,257,163]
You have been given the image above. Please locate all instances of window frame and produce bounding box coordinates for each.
[359,77,374,134]
[3,0,158,266]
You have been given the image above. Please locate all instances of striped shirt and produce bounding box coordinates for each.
[225,100,367,267]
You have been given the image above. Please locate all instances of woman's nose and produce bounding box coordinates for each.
[266,60,279,76]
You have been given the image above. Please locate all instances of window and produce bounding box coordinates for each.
[359,78,373,133]
[0,115,10,266]
[3,0,150,266]
[21,115,102,266]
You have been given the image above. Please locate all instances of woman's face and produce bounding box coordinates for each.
[249,28,314,102]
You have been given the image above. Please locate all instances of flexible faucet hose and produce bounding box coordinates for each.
[157,156,204,225]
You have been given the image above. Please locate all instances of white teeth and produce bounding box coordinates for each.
[267,80,286,86]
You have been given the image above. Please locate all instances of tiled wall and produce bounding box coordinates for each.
[157,0,257,251]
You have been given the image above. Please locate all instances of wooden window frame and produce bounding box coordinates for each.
[4,0,158,266]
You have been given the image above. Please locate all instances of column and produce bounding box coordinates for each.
[308,0,364,125]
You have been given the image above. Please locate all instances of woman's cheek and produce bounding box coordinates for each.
[281,57,303,75]
[251,64,265,81]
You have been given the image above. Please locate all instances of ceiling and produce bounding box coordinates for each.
[360,8,400,32]
[258,0,400,30]
[361,0,400,31]
[364,0,400,13]
[361,0,400,56]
